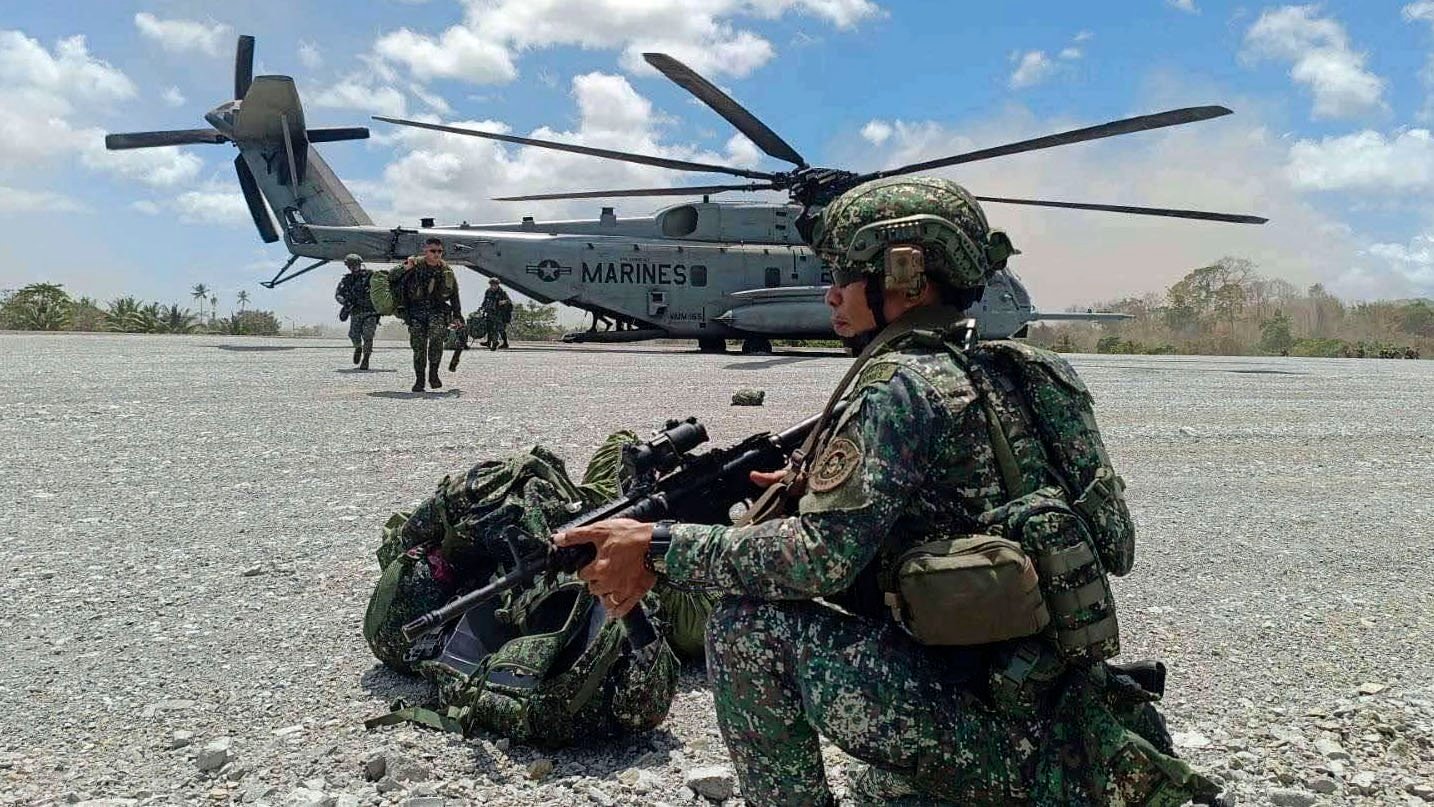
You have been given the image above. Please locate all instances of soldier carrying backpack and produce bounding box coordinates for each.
[555,177,1226,806]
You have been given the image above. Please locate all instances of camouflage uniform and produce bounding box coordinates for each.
[336,259,380,368]
[658,177,1216,806]
[398,259,462,391]
[479,284,513,349]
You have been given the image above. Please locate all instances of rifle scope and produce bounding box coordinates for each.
[621,417,707,479]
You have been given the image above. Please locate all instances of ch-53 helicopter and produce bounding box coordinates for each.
[106,36,1265,353]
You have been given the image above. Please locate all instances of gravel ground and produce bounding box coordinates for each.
[1,333,1431,807]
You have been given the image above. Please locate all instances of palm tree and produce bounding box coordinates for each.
[191,284,209,320]
[236,290,250,311]
[163,304,197,334]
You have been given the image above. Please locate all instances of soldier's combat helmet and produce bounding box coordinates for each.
[343,253,363,267]
[811,176,1018,292]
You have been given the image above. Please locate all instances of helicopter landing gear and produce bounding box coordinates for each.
[740,337,773,355]
[698,337,727,354]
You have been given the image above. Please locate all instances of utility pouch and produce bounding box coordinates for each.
[884,535,1050,646]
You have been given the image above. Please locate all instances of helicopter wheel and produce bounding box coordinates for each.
[698,337,727,354]
[740,337,773,355]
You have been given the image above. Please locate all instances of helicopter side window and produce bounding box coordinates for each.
[764,267,781,288]
[660,205,699,237]
[690,265,707,287]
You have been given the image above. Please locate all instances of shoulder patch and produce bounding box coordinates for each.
[855,361,900,390]
[808,436,862,493]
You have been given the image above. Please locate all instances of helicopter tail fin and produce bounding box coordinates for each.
[231,75,372,241]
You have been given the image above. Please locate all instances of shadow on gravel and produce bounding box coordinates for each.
[337,368,399,374]
[511,343,844,360]
[367,390,464,400]
[723,355,836,370]
[213,344,298,352]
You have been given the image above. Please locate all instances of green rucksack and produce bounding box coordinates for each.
[369,265,409,318]
[362,435,710,746]
[969,340,1136,577]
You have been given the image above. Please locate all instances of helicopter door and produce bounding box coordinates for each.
[647,290,668,317]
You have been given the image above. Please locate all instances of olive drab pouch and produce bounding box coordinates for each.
[969,341,1136,577]
[883,536,1049,646]
[979,489,1120,665]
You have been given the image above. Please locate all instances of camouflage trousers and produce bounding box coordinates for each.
[706,597,1028,807]
[347,311,379,346]
[406,310,450,374]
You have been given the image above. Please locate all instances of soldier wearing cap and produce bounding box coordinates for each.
[335,253,380,370]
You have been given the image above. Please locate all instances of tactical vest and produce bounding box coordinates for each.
[401,262,456,313]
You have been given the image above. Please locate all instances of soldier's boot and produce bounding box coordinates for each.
[352,345,362,364]
[447,351,460,372]
[411,357,426,392]
[500,337,509,349]
[428,361,442,389]
[360,339,373,370]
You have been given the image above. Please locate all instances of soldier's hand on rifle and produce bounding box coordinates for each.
[553,518,657,619]
[750,470,785,488]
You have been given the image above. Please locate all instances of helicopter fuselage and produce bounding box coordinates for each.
[292,200,1040,341]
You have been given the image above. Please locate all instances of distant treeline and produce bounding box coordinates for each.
[0,282,286,336]
[1027,258,1429,359]
[0,281,569,341]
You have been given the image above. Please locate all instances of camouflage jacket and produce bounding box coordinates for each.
[665,323,1046,617]
[399,260,462,318]
[335,270,376,314]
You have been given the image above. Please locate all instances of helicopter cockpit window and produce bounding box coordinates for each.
[660,205,699,238]
[690,265,708,287]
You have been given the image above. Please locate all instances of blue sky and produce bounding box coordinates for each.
[3,0,1433,325]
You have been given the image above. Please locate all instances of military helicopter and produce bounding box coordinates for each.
[106,37,1265,353]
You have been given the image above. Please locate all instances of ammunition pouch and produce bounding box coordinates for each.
[979,489,1121,666]
[882,536,1050,646]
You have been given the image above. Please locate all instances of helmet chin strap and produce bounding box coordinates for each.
[864,272,889,332]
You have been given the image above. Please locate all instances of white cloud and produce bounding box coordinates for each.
[1286,129,1434,192]
[81,143,203,187]
[162,86,185,107]
[369,0,882,85]
[1168,0,1198,13]
[131,200,161,215]
[0,31,135,102]
[366,71,781,227]
[0,31,139,167]
[298,40,322,70]
[1074,30,1094,42]
[132,13,231,57]
[1362,235,1434,294]
[312,77,409,117]
[1059,47,1082,60]
[374,26,517,84]
[0,185,84,213]
[1242,5,1385,119]
[860,119,893,146]
[1404,1,1434,24]
[1009,51,1054,89]
[174,188,250,226]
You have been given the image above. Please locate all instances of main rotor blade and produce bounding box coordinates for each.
[374,116,778,181]
[643,53,807,168]
[234,155,280,243]
[235,35,255,99]
[974,195,1267,224]
[307,126,370,143]
[494,183,778,201]
[868,106,1233,179]
[104,129,229,150]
